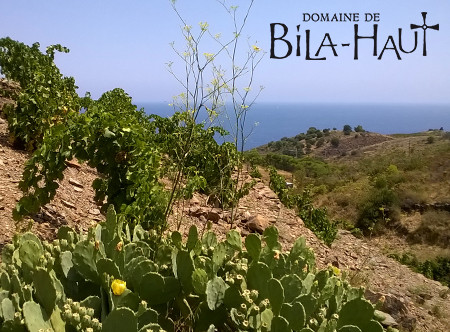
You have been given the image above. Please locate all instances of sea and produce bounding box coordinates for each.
[136,102,450,150]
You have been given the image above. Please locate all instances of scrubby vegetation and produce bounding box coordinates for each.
[0,206,389,331]
[258,125,366,159]
[389,253,450,287]
[246,124,450,287]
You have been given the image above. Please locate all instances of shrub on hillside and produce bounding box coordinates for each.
[356,165,403,235]
[354,125,365,132]
[343,124,352,135]
[331,137,340,148]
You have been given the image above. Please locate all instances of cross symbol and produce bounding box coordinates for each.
[411,12,439,56]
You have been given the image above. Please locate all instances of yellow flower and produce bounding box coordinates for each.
[273,250,280,260]
[111,279,127,296]
[331,265,341,276]
[252,45,261,52]
[203,52,214,60]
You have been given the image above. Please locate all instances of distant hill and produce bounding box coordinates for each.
[255,125,394,158]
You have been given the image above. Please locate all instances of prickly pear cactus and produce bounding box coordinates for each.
[0,206,385,332]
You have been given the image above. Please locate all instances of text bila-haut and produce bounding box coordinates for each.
[270,13,439,60]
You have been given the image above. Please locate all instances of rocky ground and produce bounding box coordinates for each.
[0,103,449,331]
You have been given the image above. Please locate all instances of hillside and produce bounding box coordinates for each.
[249,125,450,261]
[1,94,449,330]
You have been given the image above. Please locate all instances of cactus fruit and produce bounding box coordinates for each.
[0,209,386,332]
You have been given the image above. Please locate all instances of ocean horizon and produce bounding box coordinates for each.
[136,102,450,150]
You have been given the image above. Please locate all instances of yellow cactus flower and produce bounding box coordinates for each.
[273,250,280,260]
[111,279,127,296]
[332,266,341,276]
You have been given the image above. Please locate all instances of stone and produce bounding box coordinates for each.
[190,196,201,205]
[89,208,101,215]
[61,200,76,209]
[247,214,269,234]
[69,178,83,188]
[65,160,82,169]
[364,290,416,331]
[188,206,221,223]
[205,210,220,223]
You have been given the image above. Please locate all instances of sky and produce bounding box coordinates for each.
[0,0,449,104]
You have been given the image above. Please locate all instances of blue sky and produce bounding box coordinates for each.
[1,0,449,104]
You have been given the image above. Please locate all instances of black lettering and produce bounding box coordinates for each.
[270,23,292,59]
[398,28,418,54]
[378,35,402,60]
[354,24,378,59]
[315,33,338,57]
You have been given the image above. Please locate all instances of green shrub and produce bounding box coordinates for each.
[331,137,340,148]
[0,206,384,331]
[354,125,364,133]
[0,38,80,150]
[343,125,352,135]
[249,165,262,179]
[356,165,403,235]
[389,253,450,286]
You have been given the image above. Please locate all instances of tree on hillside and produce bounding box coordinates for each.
[354,125,365,132]
[343,124,352,135]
